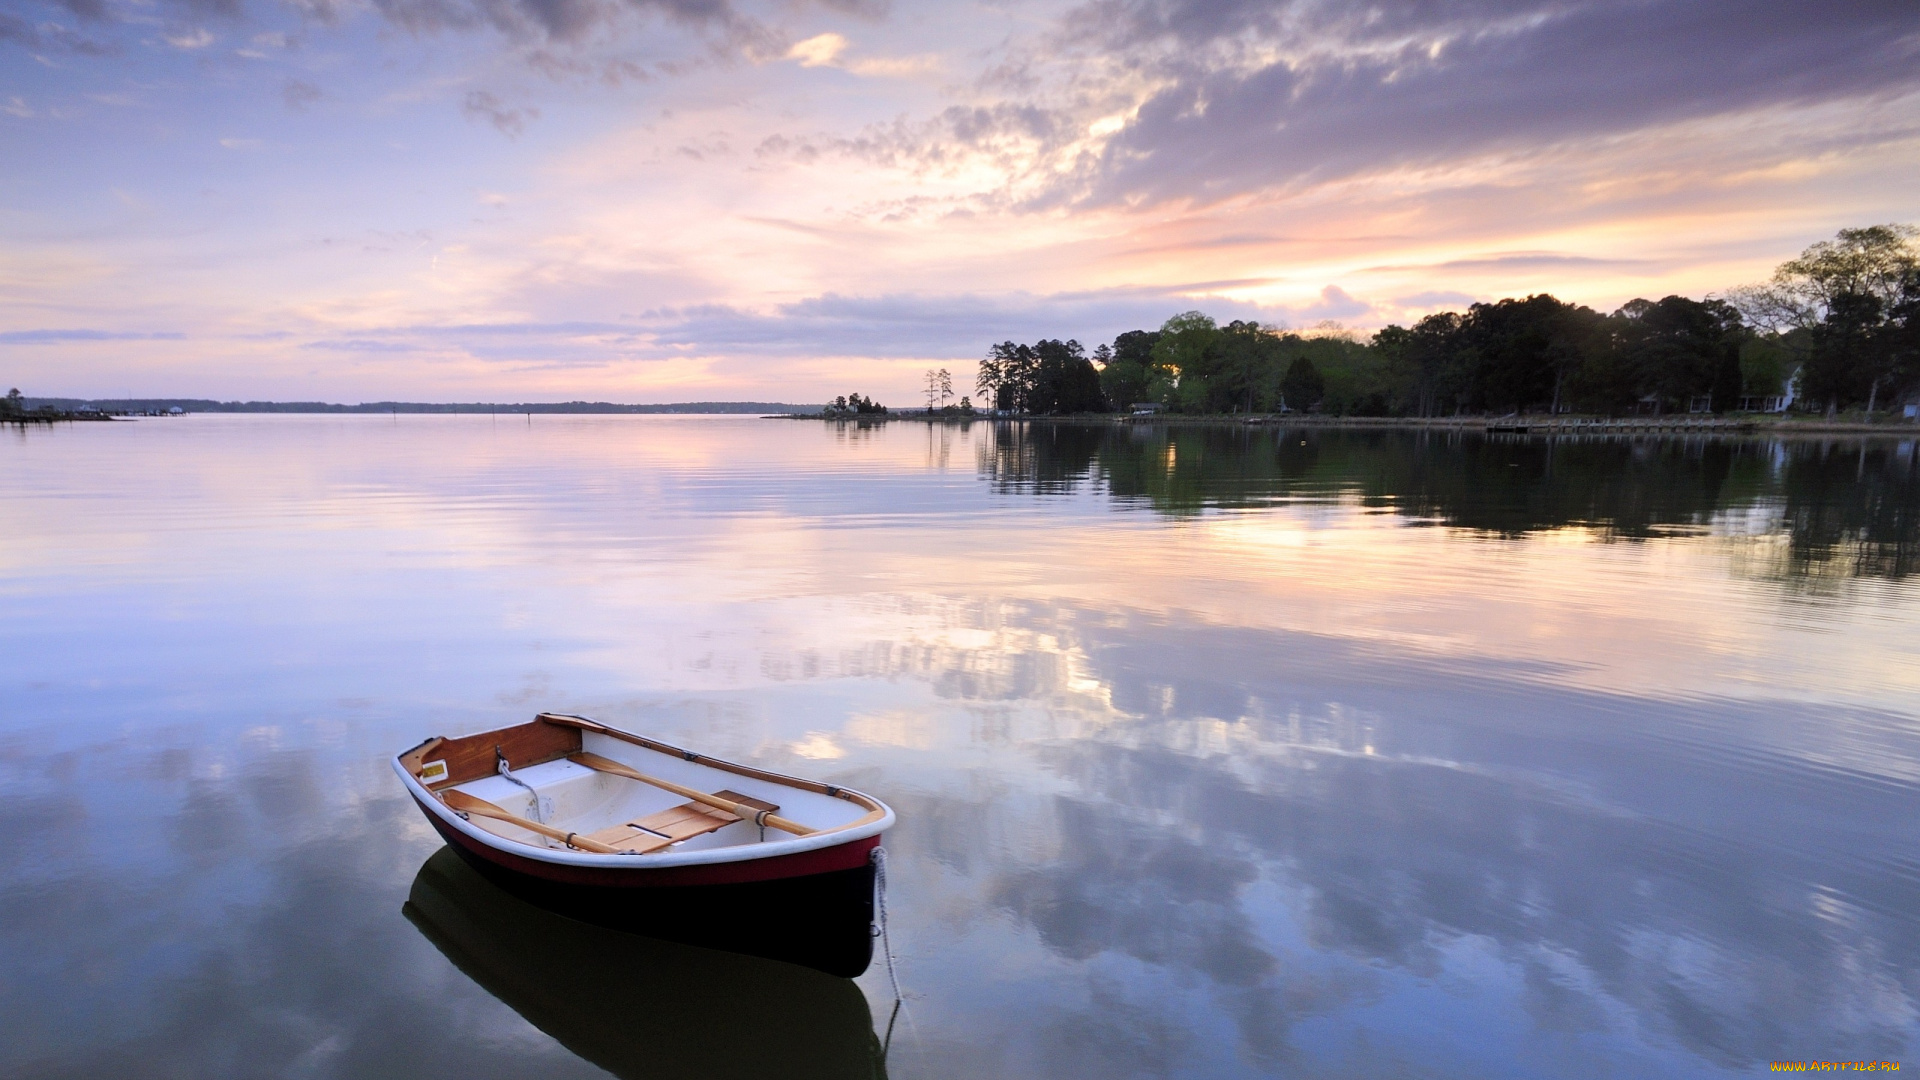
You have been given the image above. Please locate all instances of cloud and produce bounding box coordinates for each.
[1069,0,1920,207]
[0,329,185,343]
[257,291,1334,372]
[374,0,608,41]
[1371,252,1650,274]
[281,0,348,21]
[269,285,1407,372]
[369,0,781,54]
[0,13,31,47]
[2,0,782,63]
[810,0,887,17]
[729,0,1920,216]
[785,31,935,77]
[842,52,938,77]
[0,12,113,55]
[649,291,1196,356]
[162,28,215,50]
[179,0,245,19]
[786,31,844,67]
[461,89,537,136]
[422,320,634,336]
[1295,284,1371,321]
[1390,290,1478,310]
[299,339,419,352]
[757,101,1081,181]
[627,285,1390,356]
[6,0,1915,405]
[523,48,655,84]
[55,0,108,20]
[281,78,323,110]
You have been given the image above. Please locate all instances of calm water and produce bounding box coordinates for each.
[4,415,1920,1079]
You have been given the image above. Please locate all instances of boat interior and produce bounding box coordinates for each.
[399,713,884,855]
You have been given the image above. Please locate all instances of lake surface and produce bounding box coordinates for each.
[4,415,1919,1078]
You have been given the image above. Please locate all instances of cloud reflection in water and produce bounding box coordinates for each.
[1,416,1916,1077]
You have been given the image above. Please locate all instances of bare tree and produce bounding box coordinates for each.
[937,368,953,408]
[1725,224,1918,332]
[976,352,1002,408]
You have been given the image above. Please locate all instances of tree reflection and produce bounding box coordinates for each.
[1775,440,1920,580]
[975,423,1920,580]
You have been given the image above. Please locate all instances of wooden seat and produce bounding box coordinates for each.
[585,790,781,854]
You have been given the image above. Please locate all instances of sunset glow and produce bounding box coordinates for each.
[4,0,1917,402]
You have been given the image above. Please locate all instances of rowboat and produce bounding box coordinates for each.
[405,848,886,1080]
[393,711,895,976]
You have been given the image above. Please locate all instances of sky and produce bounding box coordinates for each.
[2,0,1918,404]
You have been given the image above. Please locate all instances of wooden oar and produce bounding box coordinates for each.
[441,789,620,854]
[568,752,817,836]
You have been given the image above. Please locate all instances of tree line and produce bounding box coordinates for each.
[974,225,1920,418]
[823,393,888,415]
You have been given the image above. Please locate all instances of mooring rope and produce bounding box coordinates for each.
[871,846,904,1002]
[495,748,553,824]
[870,845,907,1055]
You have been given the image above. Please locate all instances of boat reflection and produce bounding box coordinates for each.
[403,847,888,1080]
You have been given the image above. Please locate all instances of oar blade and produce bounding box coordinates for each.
[442,789,500,815]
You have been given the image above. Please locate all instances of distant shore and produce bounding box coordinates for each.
[19,398,821,415]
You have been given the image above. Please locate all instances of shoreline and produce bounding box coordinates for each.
[778,412,1920,437]
[2,412,122,426]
